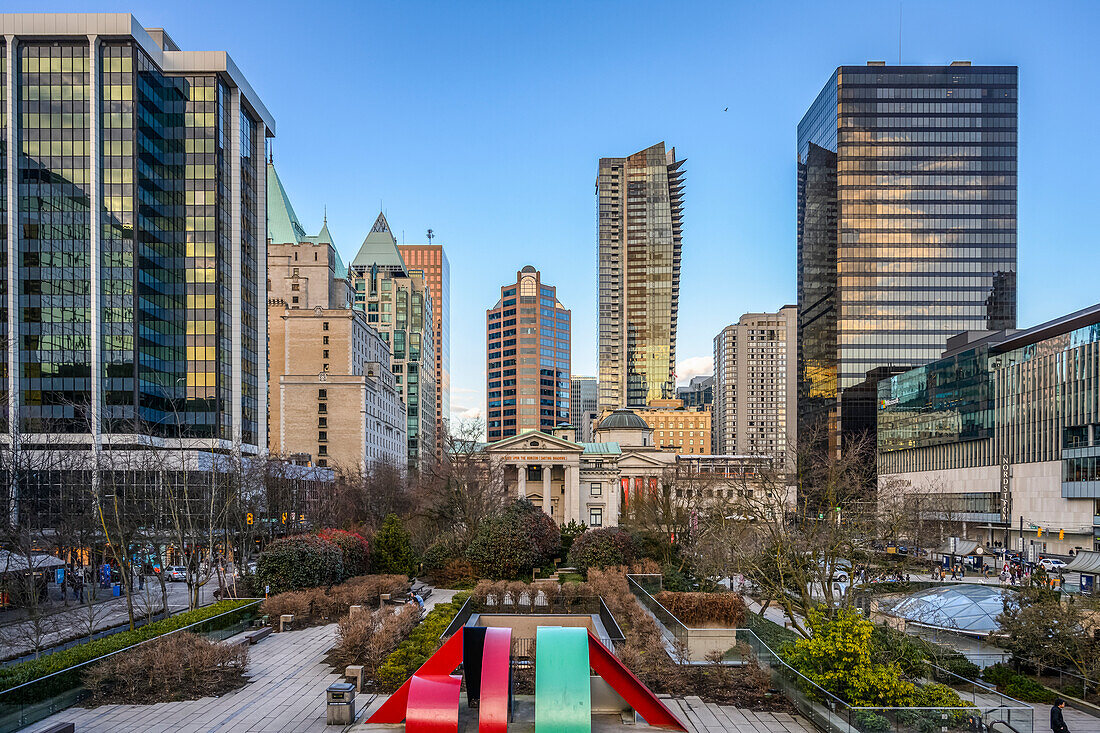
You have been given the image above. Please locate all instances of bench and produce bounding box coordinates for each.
[246,626,273,644]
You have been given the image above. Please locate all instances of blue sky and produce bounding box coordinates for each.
[30,0,1100,422]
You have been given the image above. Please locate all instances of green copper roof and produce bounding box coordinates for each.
[351,211,407,271]
[582,442,621,455]
[266,161,307,244]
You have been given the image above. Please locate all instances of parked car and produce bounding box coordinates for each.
[165,566,188,582]
[1038,558,1067,573]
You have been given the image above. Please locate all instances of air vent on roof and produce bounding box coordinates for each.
[867,61,886,66]
[951,61,972,66]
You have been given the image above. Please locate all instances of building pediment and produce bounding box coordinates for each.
[486,430,584,456]
[617,451,674,468]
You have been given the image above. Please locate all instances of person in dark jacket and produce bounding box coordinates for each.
[1051,699,1069,733]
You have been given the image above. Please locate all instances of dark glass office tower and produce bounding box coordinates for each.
[797,62,1017,463]
[1,15,274,451]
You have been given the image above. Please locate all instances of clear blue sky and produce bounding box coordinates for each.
[30,0,1100,422]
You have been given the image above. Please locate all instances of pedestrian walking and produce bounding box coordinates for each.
[1051,699,1069,733]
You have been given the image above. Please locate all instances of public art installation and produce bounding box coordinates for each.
[366,625,686,733]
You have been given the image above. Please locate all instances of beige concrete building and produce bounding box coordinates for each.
[598,399,711,455]
[267,164,406,471]
[713,306,797,462]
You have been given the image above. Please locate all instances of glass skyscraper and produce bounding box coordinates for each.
[486,266,570,442]
[1,14,274,452]
[597,142,685,412]
[797,62,1017,456]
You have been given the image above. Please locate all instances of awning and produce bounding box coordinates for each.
[1064,550,1100,574]
[0,550,66,573]
[937,539,981,556]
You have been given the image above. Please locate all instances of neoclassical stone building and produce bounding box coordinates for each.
[485,409,766,527]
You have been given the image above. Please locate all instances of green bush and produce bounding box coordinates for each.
[981,662,1015,687]
[744,611,799,653]
[785,607,914,706]
[981,662,1056,703]
[319,529,370,578]
[853,710,892,733]
[466,499,560,579]
[559,520,587,556]
[1003,675,1055,703]
[372,514,416,576]
[421,536,463,576]
[0,599,257,694]
[567,527,637,569]
[257,534,344,594]
[375,593,470,690]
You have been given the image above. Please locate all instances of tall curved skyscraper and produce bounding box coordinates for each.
[597,142,685,412]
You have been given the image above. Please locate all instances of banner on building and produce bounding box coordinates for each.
[999,455,1011,524]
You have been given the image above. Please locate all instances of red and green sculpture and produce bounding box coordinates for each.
[367,625,686,733]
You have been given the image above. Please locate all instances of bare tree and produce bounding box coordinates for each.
[414,419,508,548]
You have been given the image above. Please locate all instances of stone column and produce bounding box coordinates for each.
[517,464,526,498]
[567,463,581,524]
[542,464,552,516]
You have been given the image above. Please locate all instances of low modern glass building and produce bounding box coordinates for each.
[877,303,1100,556]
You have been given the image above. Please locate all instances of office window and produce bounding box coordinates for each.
[589,507,603,527]
[590,482,601,496]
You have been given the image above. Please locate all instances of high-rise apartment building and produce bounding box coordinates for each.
[398,244,449,446]
[0,14,274,452]
[349,215,436,470]
[597,142,685,412]
[713,307,797,461]
[619,399,712,455]
[797,62,1017,458]
[570,376,598,443]
[267,164,406,470]
[486,266,570,442]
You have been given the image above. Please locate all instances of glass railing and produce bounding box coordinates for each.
[626,576,1034,733]
[0,599,262,733]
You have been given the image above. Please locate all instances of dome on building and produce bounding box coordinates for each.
[883,585,1007,634]
[597,409,649,431]
[521,265,537,274]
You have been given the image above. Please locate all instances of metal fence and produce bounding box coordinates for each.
[0,599,262,733]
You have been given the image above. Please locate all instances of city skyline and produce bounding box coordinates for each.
[17,1,1100,429]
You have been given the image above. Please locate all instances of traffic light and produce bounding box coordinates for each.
[1059,529,1064,540]
[1037,527,1043,537]
[281,512,288,524]
[246,513,254,525]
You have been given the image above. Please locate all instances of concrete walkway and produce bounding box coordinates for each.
[25,624,342,733]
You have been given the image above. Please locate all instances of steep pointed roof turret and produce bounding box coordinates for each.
[352,211,407,272]
[266,160,307,244]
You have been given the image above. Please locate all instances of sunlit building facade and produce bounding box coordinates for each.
[486,266,570,442]
[797,62,1017,461]
[0,14,274,453]
[597,142,685,411]
[399,244,449,446]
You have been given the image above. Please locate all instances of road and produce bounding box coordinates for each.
[0,578,216,662]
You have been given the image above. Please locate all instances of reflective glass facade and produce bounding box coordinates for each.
[486,267,570,442]
[1,19,272,450]
[597,142,684,411]
[798,64,1018,455]
[398,244,449,448]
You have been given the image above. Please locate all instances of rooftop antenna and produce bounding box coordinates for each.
[898,2,903,65]
[323,205,327,224]
[426,228,435,245]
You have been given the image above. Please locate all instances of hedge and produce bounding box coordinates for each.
[319,529,370,579]
[375,593,469,690]
[567,527,637,569]
[257,534,345,594]
[0,599,258,695]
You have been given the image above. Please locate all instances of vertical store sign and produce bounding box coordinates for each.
[999,455,1011,524]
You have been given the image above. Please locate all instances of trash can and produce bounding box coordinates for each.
[326,682,355,725]
[112,583,121,597]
